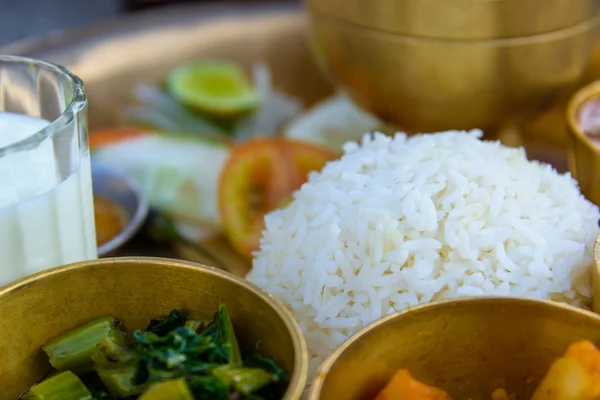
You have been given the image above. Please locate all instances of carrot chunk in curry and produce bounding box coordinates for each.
[375,369,452,400]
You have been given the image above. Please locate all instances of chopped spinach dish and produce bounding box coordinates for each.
[21,302,288,400]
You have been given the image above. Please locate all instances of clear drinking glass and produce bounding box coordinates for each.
[0,56,97,286]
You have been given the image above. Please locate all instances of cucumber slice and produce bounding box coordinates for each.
[92,133,231,228]
[284,94,381,153]
[167,60,261,118]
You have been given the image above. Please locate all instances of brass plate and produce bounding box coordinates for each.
[4,2,600,276]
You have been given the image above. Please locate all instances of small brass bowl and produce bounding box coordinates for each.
[308,297,600,400]
[308,10,600,132]
[566,79,600,206]
[308,0,600,40]
[0,257,308,399]
[593,235,600,312]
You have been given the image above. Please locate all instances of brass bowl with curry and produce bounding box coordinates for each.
[308,297,600,400]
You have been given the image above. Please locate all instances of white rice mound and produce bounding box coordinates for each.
[247,129,600,374]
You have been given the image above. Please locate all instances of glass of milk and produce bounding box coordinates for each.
[0,56,97,286]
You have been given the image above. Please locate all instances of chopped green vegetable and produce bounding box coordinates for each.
[96,366,145,398]
[216,301,242,366]
[133,326,222,383]
[22,371,92,400]
[186,375,230,400]
[145,310,185,337]
[89,388,112,400]
[184,318,205,333]
[138,379,194,400]
[42,317,124,374]
[31,302,288,399]
[91,337,139,369]
[212,365,274,395]
[245,354,289,383]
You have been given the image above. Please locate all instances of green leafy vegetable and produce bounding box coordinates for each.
[215,302,242,366]
[133,326,224,383]
[89,388,112,400]
[145,310,185,337]
[186,375,229,400]
[29,302,288,399]
[245,354,289,383]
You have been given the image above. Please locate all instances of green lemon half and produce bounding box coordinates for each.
[167,60,261,118]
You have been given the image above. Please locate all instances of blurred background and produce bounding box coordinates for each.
[0,0,290,47]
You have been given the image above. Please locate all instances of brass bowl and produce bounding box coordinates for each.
[308,0,600,40]
[593,235,600,312]
[566,79,600,206]
[308,10,600,132]
[0,257,308,399]
[308,297,600,400]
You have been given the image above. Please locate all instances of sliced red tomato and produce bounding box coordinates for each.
[218,137,336,258]
[88,128,150,151]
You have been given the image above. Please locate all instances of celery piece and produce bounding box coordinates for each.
[212,365,274,395]
[91,336,140,369]
[139,378,195,400]
[42,317,124,374]
[96,365,145,398]
[22,371,92,400]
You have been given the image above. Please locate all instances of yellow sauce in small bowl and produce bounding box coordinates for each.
[94,196,128,248]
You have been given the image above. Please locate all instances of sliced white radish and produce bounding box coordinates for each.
[284,94,381,153]
[93,133,231,228]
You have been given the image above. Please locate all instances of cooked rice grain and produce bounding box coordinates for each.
[247,130,600,374]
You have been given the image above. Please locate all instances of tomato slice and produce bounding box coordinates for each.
[88,128,150,151]
[218,137,336,258]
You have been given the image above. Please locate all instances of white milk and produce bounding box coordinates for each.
[0,112,97,286]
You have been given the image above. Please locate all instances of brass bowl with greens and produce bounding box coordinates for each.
[0,257,308,399]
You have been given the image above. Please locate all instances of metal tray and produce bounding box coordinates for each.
[4,1,600,277]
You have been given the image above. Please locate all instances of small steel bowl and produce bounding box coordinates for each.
[566,80,600,207]
[0,257,309,399]
[91,162,149,257]
[308,297,600,400]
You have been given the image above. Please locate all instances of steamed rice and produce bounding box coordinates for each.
[247,129,600,374]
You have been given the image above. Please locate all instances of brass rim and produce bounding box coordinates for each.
[0,256,309,400]
[308,6,600,46]
[307,296,600,399]
[594,235,600,300]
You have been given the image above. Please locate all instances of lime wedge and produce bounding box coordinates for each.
[167,60,261,117]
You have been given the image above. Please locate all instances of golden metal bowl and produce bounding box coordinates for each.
[308,297,600,400]
[593,235,600,312]
[566,79,600,206]
[308,0,600,40]
[308,10,600,132]
[0,257,308,399]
